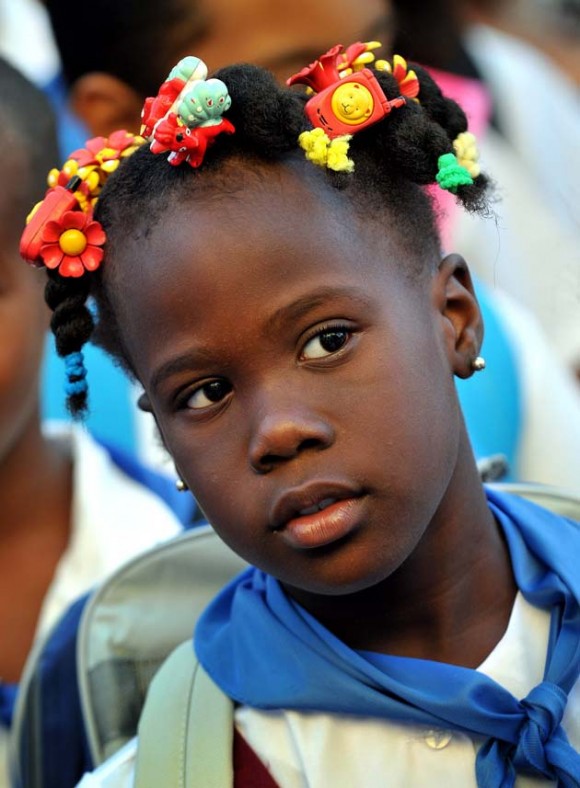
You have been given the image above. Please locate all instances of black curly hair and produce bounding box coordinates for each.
[42,59,491,416]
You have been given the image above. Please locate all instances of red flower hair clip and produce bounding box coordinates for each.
[20,131,144,276]
[39,208,105,278]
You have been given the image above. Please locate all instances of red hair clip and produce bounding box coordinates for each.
[287,43,406,139]
[20,180,82,267]
[20,179,105,278]
[20,131,144,277]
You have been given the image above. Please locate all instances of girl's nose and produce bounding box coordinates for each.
[248,407,335,474]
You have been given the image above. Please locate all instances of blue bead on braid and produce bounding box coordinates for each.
[66,379,88,396]
[64,351,88,396]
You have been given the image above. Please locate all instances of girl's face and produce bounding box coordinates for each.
[113,166,468,598]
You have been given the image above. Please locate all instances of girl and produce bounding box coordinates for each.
[21,45,580,786]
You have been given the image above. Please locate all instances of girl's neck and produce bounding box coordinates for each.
[286,438,517,670]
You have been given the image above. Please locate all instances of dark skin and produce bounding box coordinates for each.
[113,161,516,669]
[0,145,72,682]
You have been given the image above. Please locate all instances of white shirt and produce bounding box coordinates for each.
[465,23,580,237]
[0,425,182,788]
[0,0,60,84]
[487,290,580,492]
[77,593,580,787]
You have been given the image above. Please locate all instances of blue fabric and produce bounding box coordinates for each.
[456,281,521,479]
[35,595,93,787]
[10,594,91,788]
[0,682,18,727]
[196,489,580,786]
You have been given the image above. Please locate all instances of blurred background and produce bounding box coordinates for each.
[478,0,580,83]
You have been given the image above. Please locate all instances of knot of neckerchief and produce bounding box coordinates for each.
[477,680,576,785]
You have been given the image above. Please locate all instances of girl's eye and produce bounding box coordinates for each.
[301,328,351,360]
[185,379,232,410]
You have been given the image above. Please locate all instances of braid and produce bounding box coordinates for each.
[19,132,144,417]
[45,270,94,416]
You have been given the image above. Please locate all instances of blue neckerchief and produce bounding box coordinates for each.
[195,489,580,786]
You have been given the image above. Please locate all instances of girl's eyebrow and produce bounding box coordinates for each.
[149,346,217,395]
[263,285,373,335]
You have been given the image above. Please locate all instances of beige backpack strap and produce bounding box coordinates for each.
[135,640,234,788]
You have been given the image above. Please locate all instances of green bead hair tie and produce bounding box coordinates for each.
[436,152,474,193]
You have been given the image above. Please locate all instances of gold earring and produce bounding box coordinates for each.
[471,355,486,372]
[175,478,188,492]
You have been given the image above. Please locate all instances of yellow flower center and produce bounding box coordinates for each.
[59,229,87,255]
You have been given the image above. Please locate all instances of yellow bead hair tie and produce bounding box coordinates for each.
[298,129,354,173]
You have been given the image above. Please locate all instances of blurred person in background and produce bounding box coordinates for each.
[0,58,195,788]
[0,0,164,464]
[469,0,580,84]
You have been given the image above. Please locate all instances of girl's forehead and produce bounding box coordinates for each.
[139,190,358,282]
[116,220,425,397]
[117,188,420,344]
[121,163,313,244]
[122,167,390,283]
[105,148,443,365]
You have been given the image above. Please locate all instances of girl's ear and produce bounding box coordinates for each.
[432,254,483,379]
[70,73,144,138]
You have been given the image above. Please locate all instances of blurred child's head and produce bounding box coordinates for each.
[0,59,59,462]
[22,50,489,595]
[45,0,391,135]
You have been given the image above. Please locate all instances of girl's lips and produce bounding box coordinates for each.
[277,496,364,549]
